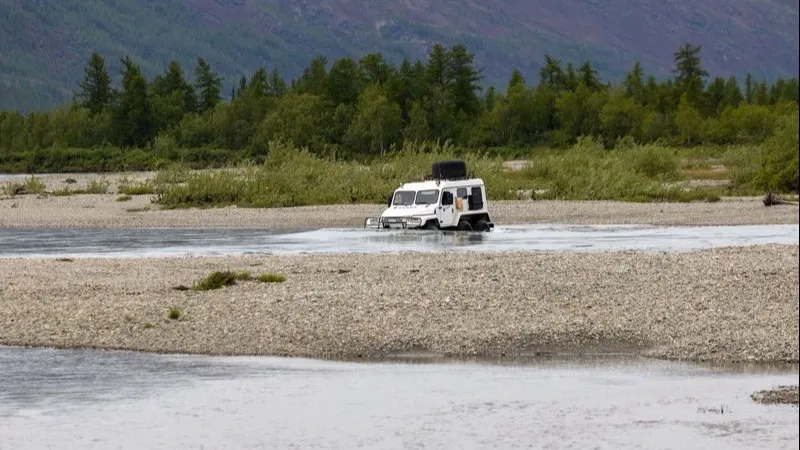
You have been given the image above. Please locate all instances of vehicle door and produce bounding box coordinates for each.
[437,189,456,227]
[455,187,469,213]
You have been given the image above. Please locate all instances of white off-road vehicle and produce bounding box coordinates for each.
[364,160,495,232]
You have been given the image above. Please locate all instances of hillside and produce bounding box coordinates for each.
[1,0,798,112]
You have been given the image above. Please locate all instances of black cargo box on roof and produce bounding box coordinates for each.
[431,160,467,180]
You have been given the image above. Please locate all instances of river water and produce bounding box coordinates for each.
[0,224,797,258]
[0,346,797,450]
[1,224,798,448]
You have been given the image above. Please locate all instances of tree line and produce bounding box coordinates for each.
[0,42,797,171]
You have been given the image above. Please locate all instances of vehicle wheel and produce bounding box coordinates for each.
[475,219,491,232]
[457,220,472,232]
[423,220,439,230]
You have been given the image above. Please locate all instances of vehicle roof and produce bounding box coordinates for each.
[396,178,485,191]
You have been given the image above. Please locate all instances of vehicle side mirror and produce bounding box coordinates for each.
[387,194,393,207]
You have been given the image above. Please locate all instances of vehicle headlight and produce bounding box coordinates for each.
[406,217,422,227]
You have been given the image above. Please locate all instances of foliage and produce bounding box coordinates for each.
[1,41,797,201]
[751,114,799,193]
[85,176,111,194]
[4,0,799,114]
[190,269,285,291]
[258,273,286,283]
[150,139,747,208]
[192,271,238,291]
[167,307,183,320]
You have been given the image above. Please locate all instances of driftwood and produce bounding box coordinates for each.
[763,192,788,206]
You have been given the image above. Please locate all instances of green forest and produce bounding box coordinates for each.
[0,42,797,207]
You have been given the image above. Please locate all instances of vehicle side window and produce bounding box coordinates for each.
[469,186,483,209]
[441,191,453,206]
[457,188,468,198]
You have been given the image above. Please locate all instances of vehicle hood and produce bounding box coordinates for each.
[380,205,437,218]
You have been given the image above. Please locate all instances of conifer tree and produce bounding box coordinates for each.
[194,57,222,113]
[77,51,113,116]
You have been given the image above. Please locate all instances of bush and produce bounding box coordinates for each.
[751,114,799,193]
[85,176,110,194]
[147,131,795,207]
[192,271,238,291]
[258,273,286,283]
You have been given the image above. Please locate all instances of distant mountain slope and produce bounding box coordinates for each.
[1,0,797,112]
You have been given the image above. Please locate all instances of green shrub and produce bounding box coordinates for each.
[1,176,46,195]
[25,176,47,194]
[628,145,679,179]
[146,131,798,207]
[751,114,799,193]
[1,182,23,196]
[192,271,238,291]
[258,273,286,283]
[85,176,110,194]
[234,271,254,281]
[167,307,183,320]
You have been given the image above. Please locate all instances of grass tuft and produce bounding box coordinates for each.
[2,176,46,196]
[192,271,238,291]
[258,273,286,283]
[167,307,183,320]
[25,176,47,194]
[234,270,254,281]
[85,176,110,194]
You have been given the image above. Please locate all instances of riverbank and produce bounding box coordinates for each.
[1,244,797,362]
[1,191,798,229]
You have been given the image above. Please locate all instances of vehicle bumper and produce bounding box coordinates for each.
[364,216,424,229]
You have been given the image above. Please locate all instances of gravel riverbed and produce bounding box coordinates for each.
[1,244,797,362]
[751,385,800,405]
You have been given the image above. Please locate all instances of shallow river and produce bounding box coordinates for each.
[2,224,797,448]
[0,223,797,258]
[0,346,797,450]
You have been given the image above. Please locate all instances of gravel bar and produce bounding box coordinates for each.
[1,193,798,229]
[751,385,800,405]
[1,244,797,362]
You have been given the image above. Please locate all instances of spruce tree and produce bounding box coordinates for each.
[77,51,112,116]
[194,57,222,114]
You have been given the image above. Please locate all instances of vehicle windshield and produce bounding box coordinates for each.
[414,189,439,205]
[392,190,416,206]
[392,189,440,206]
